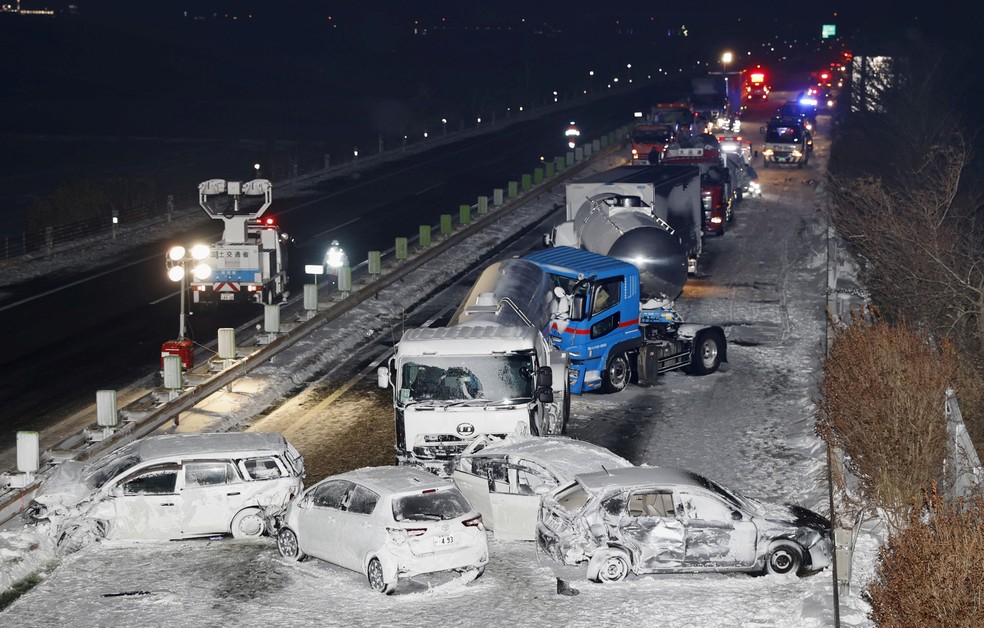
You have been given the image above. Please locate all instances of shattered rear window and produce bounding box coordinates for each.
[392,488,471,522]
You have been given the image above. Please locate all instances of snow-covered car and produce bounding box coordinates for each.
[451,435,633,540]
[536,467,832,582]
[277,466,489,594]
[28,432,305,552]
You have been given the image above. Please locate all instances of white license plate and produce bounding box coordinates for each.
[220,293,235,301]
[434,534,454,546]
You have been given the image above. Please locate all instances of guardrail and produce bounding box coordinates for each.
[0,127,631,525]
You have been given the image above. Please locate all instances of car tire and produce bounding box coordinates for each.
[277,527,305,561]
[765,542,803,576]
[600,352,631,393]
[588,548,631,583]
[367,557,396,594]
[231,508,266,539]
[682,330,724,375]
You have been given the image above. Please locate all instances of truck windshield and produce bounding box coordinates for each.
[632,129,673,143]
[654,109,693,125]
[400,354,535,404]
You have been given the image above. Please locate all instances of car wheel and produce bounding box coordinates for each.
[682,330,723,375]
[588,549,631,583]
[600,352,631,393]
[231,508,266,539]
[765,542,803,576]
[367,557,396,594]
[277,527,305,561]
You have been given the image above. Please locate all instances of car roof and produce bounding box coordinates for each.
[574,466,711,492]
[462,436,633,481]
[331,465,452,496]
[111,432,288,462]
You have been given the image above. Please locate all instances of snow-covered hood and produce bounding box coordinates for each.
[31,461,92,513]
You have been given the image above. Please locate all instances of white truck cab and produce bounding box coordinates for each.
[378,324,568,476]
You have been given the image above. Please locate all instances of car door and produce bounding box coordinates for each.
[605,489,685,571]
[180,460,242,536]
[488,458,557,541]
[333,483,381,571]
[297,480,352,562]
[452,455,509,532]
[110,464,182,540]
[676,490,757,569]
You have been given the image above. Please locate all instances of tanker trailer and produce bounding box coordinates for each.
[547,165,702,299]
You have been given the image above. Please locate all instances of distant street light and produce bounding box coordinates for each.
[721,51,734,99]
[441,118,447,135]
[165,244,211,339]
[626,63,632,82]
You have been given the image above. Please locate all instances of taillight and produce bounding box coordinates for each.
[462,514,483,528]
[405,528,427,537]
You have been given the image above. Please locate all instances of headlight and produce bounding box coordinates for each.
[792,150,803,157]
[763,149,774,156]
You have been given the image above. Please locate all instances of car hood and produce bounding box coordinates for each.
[751,500,830,533]
[32,461,92,512]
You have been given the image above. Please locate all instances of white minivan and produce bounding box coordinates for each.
[29,432,304,552]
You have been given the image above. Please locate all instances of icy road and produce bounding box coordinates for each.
[0,104,879,627]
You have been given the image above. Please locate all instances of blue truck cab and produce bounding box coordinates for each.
[524,246,727,395]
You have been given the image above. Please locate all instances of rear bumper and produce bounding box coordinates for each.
[389,540,489,579]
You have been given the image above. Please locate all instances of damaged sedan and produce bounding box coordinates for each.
[536,467,832,582]
[452,435,633,540]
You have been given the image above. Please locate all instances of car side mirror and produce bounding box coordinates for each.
[377,366,390,389]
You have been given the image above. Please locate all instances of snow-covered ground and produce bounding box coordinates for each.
[0,110,883,626]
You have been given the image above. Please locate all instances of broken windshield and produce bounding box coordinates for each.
[399,354,535,404]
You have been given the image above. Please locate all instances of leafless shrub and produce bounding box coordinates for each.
[817,315,954,531]
[864,486,984,628]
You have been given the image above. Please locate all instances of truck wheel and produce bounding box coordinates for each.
[601,353,631,393]
[683,331,723,376]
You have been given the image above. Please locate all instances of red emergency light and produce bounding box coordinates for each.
[265,217,275,225]
[750,72,765,84]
